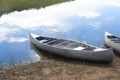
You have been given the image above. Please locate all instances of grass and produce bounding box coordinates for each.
[0,0,73,15]
[0,45,120,80]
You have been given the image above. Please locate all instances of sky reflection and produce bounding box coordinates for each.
[0,0,120,66]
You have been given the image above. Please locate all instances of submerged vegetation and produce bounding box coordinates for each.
[0,0,73,15]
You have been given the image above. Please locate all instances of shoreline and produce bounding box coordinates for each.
[0,50,120,80]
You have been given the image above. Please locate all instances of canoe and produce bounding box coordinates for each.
[30,33,114,63]
[105,31,120,54]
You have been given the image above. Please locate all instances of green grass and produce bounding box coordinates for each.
[0,0,73,15]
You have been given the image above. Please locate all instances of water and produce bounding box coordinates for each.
[0,0,72,16]
[0,0,120,66]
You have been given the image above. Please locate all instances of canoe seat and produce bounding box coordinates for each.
[111,39,119,41]
[47,39,66,45]
[45,39,58,44]
[36,37,44,40]
[94,48,106,51]
[54,41,69,47]
[114,41,120,43]
[73,46,85,50]
[43,39,53,43]
[107,36,117,39]
[39,40,48,43]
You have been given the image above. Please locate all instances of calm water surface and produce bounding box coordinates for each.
[0,0,120,66]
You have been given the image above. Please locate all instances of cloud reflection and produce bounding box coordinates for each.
[0,0,120,43]
[8,37,28,43]
[78,11,101,19]
[0,27,19,43]
[105,16,115,22]
[89,22,101,30]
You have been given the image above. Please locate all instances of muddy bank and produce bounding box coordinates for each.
[0,52,120,80]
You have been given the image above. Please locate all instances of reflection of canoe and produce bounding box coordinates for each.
[105,31,120,54]
[30,33,114,63]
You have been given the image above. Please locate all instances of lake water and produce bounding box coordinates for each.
[0,0,120,66]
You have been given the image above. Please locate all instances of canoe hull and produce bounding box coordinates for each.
[105,32,120,54]
[30,33,114,63]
